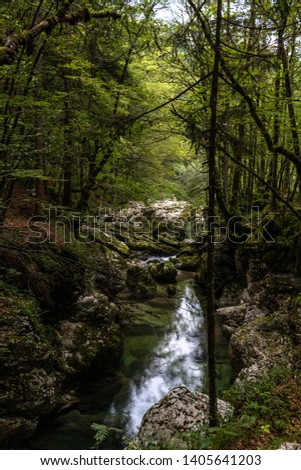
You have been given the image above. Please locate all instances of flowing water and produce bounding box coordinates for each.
[27,271,232,450]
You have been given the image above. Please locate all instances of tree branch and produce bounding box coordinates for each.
[0,9,121,66]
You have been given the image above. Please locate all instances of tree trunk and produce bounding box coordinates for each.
[62,72,72,207]
[206,0,222,428]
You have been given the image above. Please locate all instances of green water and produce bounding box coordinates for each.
[27,272,232,450]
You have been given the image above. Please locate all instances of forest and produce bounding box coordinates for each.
[1,0,301,451]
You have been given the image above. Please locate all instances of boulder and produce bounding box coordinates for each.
[216,304,265,338]
[229,318,294,377]
[148,261,177,283]
[131,386,233,449]
[126,264,157,299]
[76,292,118,324]
[55,321,122,378]
[173,255,201,272]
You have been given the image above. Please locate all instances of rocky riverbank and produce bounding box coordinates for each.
[132,239,301,450]
[0,199,203,448]
[215,244,301,384]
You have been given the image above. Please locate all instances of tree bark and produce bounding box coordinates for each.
[206,0,223,428]
[0,9,121,66]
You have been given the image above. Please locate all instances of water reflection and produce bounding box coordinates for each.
[109,281,205,437]
[27,276,232,450]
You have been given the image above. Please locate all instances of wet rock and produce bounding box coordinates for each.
[149,261,177,283]
[173,255,201,272]
[132,386,233,449]
[126,264,157,299]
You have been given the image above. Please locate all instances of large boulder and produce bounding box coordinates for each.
[131,386,233,449]
[55,321,122,378]
[126,264,157,299]
[216,304,265,338]
[229,317,294,378]
[76,291,118,324]
[148,261,177,283]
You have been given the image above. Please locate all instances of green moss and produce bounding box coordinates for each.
[173,255,201,271]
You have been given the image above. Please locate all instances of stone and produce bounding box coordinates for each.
[76,292,117,324]
[229,318,294,377]
[279,442,301,450]
[173,255,201,272]
[0,417,38,446]
[126,264,157,299]
[55,321,122,378]
[132,386,233,449]
[216,304,265,338]
[148,261,178,283]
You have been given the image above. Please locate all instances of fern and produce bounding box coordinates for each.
[91,423,110,448]
[90,423,123,449]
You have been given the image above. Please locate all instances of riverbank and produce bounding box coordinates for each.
[0,199,208,448]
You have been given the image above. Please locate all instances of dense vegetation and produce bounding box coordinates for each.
[1,0,301,450]
[2,0,301,218]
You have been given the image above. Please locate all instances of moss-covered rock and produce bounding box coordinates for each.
[127,238,176,255]
[0,284,61,446]
[126,264,157,299]
[148,261,177,283]
[94,230,130,257]
[55,321,122,378]
[173,255,201,272]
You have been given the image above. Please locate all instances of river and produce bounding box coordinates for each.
[27,271,231,450]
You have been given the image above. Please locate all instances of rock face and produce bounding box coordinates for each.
[132,387,233,449]
[215,245,301,385]
[0,292,61,446]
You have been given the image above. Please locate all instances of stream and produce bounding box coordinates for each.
[27,271,232,450]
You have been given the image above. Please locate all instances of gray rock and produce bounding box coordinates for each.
[56,321,122,377]
[216,305,247,338]
[279,442,301,450]
[132,386,233,449]
[229,319,294,377]
[216,304,265,338]
[76,292,117,324]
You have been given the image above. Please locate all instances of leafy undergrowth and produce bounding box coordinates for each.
[186,368,301,450]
